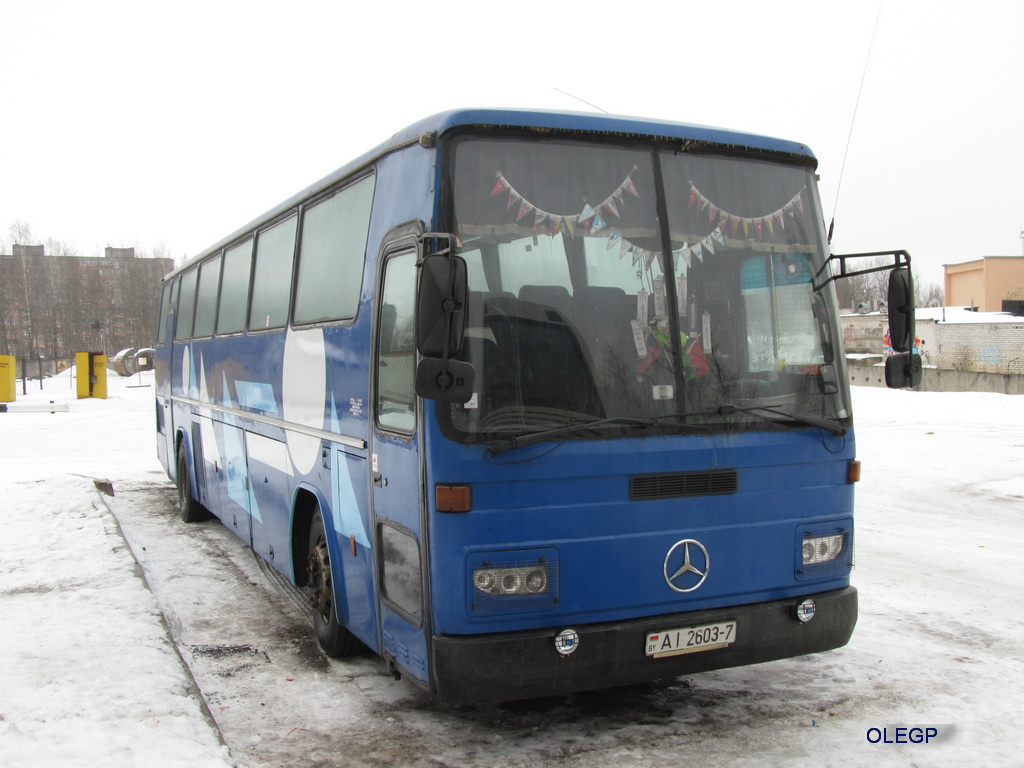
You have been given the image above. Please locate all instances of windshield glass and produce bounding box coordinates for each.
[446,136,848,440]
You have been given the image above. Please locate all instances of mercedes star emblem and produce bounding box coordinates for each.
[663,539,710,593]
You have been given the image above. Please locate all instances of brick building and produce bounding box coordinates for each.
[0,244,173,363]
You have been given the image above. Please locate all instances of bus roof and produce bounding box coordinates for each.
[172,108,816,277]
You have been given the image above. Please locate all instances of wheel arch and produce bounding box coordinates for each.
[291,484,333,587]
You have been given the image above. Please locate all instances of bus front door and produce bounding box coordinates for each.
[371,245,430,686]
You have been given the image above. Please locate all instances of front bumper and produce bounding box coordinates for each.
[431,586,857,703]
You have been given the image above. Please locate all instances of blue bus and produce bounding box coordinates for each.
[155,109,919,703]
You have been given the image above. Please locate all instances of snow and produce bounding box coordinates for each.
[1,370,1022,767]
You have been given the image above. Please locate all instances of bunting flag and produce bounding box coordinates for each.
[674,225,735,265]
[687,181,806,241]
[487,167,661,278]
[490,166,641,234]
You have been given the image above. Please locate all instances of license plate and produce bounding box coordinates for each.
[645,620,737,658]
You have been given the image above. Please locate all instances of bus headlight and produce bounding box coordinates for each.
[468,548,559,613]
[474,565,548,596]
[802,534,845,565]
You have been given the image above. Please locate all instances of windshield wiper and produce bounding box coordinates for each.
[714,403,847,436]
[489,415,704,454]
[487,405,843,454]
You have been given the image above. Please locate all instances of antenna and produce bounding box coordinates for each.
[829,0,885,244]
[553,88,609,114]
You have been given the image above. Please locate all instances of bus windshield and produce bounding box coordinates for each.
[449,137,849,440]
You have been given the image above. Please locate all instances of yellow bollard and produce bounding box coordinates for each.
[0,355,15,402]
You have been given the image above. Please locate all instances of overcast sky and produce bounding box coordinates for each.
[2,0,1021,288]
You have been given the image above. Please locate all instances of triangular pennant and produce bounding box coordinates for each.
[507,191,519,210]
[606,231,622,250]
[693,244,704,262]
[624,175,640,197]
[794,192,804,214]
[579,203,596,222]
[767,217,775,236]
[534,211,548,229]
[742,220,750,238]
[564,218,575,237]
[688,186,699,208]
[754,220,763,238]
[711,227,725,246]
[730,217,740,237]
[591,216,607,233]
[702,234,715,256]
[604,198,620,217]
[708,205,718,225]
[490,176,509,197]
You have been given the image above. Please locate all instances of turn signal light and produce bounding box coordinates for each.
[847,460,861,483]
[436,484,472,512]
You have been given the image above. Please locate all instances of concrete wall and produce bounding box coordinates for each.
[843,310,1024,392]
[847,356,1024,394]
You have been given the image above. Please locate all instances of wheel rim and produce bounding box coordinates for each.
[308,530,333,623]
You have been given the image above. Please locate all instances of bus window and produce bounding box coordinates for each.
[174,268,198,341]
[156,281,173,344]
[217,239,253,335]
[192,255,223,338]
[249,216,297,331]
[294,175,375,325]
[376,250,417,432]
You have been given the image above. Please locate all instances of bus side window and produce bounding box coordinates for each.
[192,254,223,338]
[174,268,199,341]
[217,239,253,335]
[249,216,298,331]
[294,175,375,325]
[156,281,173,344]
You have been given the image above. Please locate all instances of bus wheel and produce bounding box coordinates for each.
[307,510,363,657]
[176,446,207,523]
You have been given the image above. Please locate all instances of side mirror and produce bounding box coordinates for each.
[416,254,467,358]
[887,268,914,353]
[885,353,922,389]
[415,357,476,403]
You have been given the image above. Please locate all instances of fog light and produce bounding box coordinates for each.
[796,598,816,622]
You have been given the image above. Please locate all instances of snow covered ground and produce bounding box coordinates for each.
[1,370,1022,767]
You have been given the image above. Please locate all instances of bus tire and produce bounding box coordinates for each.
[307,510,363,657]
[176,445,208,523]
